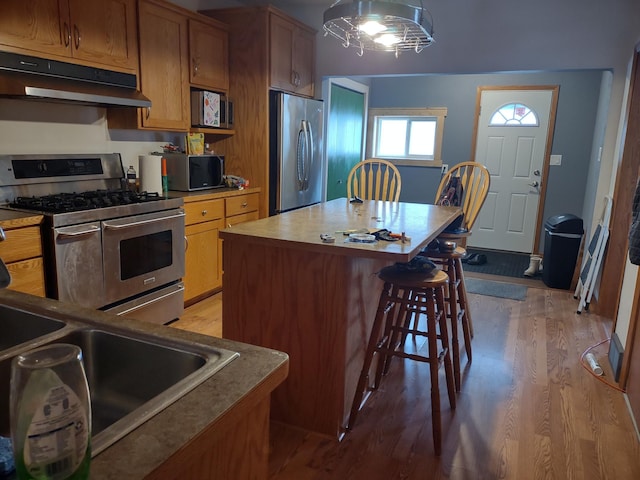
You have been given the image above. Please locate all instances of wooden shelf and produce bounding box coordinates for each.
[191,127,236,136]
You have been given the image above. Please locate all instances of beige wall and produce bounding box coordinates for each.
[0,99,183,173]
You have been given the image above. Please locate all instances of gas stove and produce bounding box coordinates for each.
[0,153,182,227]
[8,188,183,228]
[12,189,163,213]
[0,153,185,325]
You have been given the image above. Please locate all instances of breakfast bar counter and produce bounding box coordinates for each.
[220,198,460,439]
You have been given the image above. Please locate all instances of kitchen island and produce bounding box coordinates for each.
[0,289,288,479]
[220,198,460,439]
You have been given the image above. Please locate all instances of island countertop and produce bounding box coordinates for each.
[220,199,461,439]
[219,198,461,262]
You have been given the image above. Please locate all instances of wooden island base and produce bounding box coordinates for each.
[224,240,390,439]
[221,199,461,439]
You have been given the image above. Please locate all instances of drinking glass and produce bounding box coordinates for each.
[10,344,91,480]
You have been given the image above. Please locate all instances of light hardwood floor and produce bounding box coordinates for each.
[171,278,640,479]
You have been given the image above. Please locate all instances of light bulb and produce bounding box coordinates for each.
[358,20,387,36]
[374,33,400,47]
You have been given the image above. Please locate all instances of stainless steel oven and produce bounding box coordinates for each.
[102,209,185,304]
[0,153,186,325]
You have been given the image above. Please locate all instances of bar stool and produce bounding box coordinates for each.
[347,265,456,455]
[423,245,473,392]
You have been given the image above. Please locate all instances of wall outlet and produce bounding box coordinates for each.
[441,164,448,174]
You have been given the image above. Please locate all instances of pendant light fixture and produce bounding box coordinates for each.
[323,0,434,57]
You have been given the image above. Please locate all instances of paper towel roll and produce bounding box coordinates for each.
[139,155,163,195]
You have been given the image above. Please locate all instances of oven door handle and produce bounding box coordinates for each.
[56,225,101,238]
[103,211,186,230]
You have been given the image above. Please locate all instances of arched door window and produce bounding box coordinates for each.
[489,103,539,126]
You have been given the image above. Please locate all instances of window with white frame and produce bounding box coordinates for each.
[366,107,447,167]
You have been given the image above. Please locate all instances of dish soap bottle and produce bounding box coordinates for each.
[126,165,138,193]
[10,344,91,480]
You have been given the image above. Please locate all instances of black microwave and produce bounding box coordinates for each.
[163,153,225,191]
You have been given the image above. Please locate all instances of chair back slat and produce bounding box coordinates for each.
[434,162,490,231]
[347,159,402,202]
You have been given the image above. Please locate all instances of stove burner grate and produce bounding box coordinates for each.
[11,190,162,213]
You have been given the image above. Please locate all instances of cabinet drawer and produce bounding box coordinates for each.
[0,226,42,263]
[226,211,260,227]
[225,194,259,217]
[184,199,225,226]
[7,257,45,297]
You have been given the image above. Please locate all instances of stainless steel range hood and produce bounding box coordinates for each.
[0,51,151,108]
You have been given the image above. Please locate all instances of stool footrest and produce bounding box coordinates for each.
[375,346,449,366]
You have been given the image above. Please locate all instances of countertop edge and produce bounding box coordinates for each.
[0,289,288,479]
[171,187,261,203]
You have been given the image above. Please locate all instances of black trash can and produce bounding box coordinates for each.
[542,214,584,289]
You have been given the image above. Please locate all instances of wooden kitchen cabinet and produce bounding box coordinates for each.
[183,198,225,305]
[174,189,260,304]
[269,12,316,98]
[225,193,260,226]
[201,6,317,217]
[136,0,190,131]
[108,0,230,132]
[189,18,229,93]
[0,214,45,297]
[0,0,138,72]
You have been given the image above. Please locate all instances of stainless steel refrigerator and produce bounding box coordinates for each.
[269,91,324,215]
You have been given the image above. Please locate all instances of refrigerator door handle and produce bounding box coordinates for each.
[296,122,305,191]
[305,120,314,191]
[297,120,312,191]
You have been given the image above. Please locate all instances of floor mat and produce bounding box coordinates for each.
[462,248,541,280]
[464,278,528,301]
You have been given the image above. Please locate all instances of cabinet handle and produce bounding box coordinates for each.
[201,210,208,216]
[145,106,151,120]
[193,59,199,75]
[63,22,71,47]
[0,226,5,242]
[73,24,81,50]
[184,235,189,252]
[241,202,248,208]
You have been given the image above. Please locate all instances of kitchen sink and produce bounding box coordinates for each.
[0,324,239,456]
[0,304,66,351]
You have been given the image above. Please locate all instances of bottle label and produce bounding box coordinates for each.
[23,383,89,480]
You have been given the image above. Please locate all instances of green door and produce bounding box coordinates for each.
[326,84,366,200]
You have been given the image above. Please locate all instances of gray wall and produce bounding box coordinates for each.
[190,0,614,251]
[356,70,604,248]
[272,0,639,253]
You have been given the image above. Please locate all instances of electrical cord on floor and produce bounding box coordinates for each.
[580,338,626,393]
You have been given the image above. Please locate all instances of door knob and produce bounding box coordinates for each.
[533,170,541,176]
[528,181,539,188]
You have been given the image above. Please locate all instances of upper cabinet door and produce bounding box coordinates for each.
[137,0,190,130]
[67,0,138,71]
[0,0,72,58]
[269,12,315,98]
[0,0,137,72]
[292,28,315,98]
[269,14,295,93]
[188,18,229,93]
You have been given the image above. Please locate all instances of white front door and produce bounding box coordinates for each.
[469,87,557,253]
